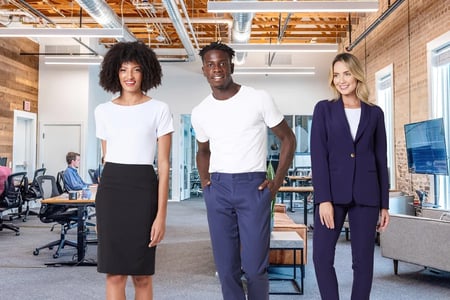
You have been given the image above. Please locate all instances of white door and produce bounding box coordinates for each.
[13,110,37,178]
[39,123,82,178]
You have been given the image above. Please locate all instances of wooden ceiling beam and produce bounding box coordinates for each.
[1,0,360,50]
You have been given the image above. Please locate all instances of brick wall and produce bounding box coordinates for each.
[339,0,449,199]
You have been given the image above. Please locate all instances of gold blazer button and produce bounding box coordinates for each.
[350,153,356,158]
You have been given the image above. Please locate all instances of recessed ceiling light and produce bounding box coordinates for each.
[156,35,165,42]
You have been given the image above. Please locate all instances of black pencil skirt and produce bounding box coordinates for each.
[95,162,158,275]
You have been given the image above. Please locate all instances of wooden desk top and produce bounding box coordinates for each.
[278,186,314,193]
[41,196,95,205]
[41,191,96,205]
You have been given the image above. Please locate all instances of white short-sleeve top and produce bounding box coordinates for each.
[191,85,284,173]
[344,107,361,141]
[95,99,174,165]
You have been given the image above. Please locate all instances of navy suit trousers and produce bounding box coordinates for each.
[204,172,271,300]
[313,203,379,300]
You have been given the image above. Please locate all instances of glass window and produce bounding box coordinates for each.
[430,40,450,208]
[267,115,312,174]
[376,64,395,189]
[294,115,312,172]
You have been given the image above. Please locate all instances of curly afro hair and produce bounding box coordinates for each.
[99,41,162,93]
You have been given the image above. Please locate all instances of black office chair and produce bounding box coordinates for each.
[56,170,66,194]
[87,169,98,184]
[33,175,78,258]
[21,167,46,221]
[0,172,27,236]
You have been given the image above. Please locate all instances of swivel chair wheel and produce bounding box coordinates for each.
[15,231,20,236]
[53,253,60,259]
[33,249,39,256]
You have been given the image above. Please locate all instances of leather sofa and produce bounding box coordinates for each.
[380,208,450,274]
[270,204,308,265]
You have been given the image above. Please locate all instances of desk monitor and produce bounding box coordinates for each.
[404,118,449,175]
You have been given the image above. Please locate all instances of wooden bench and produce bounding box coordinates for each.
[269,231,304,295]
[270,204,308,265]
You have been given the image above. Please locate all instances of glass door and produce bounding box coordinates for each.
[179,114,192,200]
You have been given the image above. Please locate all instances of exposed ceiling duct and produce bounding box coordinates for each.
[75,0,136,42]
[231,0,255,65]
[1,0,364,64]
[232,11,254,64]
[346,0,405,51]
[161,0,197,61]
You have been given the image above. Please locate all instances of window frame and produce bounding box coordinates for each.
[376,64,395,190]
[428,31,450,208]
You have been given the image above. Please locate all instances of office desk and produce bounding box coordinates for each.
[278,186,314,226]
[41,194,96,266]
[286,176,312,185]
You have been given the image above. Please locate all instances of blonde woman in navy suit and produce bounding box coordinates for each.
[310,53,390,300]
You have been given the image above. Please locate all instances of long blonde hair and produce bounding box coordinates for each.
[328,53,372,105]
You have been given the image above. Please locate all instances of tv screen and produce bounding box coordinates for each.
[404,118,449,175]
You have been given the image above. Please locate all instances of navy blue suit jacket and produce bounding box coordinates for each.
[310,99,389,209]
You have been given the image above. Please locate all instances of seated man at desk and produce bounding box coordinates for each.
[63,152,89,191]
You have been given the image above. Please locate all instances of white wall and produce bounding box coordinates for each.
[37,51,334,200]
[153,53,334,116]
[38,61,89,179]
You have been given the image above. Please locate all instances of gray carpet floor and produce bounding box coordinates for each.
[1,198,450,299]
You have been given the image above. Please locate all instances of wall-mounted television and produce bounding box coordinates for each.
[404,118,449,175]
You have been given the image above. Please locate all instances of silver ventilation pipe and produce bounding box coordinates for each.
[75,0,136,42]
[231,6,254,64]
[161,0,197,61]
[178,0,200,49]
[346,0,406,51]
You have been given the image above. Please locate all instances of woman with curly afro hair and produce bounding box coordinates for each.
[94,41,174,299]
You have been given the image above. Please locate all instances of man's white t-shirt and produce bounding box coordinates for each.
[95,99,174,165]
[191,85,284,173]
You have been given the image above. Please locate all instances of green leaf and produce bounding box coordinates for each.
[267,161,276,220]
[267,160,275,181]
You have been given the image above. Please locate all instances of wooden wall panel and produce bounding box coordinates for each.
[0,37,39,164]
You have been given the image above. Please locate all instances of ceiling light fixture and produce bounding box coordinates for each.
[208,0,379,13]
[44,56,104,65]
[234,67,315,75]
[156,34,166,42]
[0,28,124,38]
[230,43,338,53]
